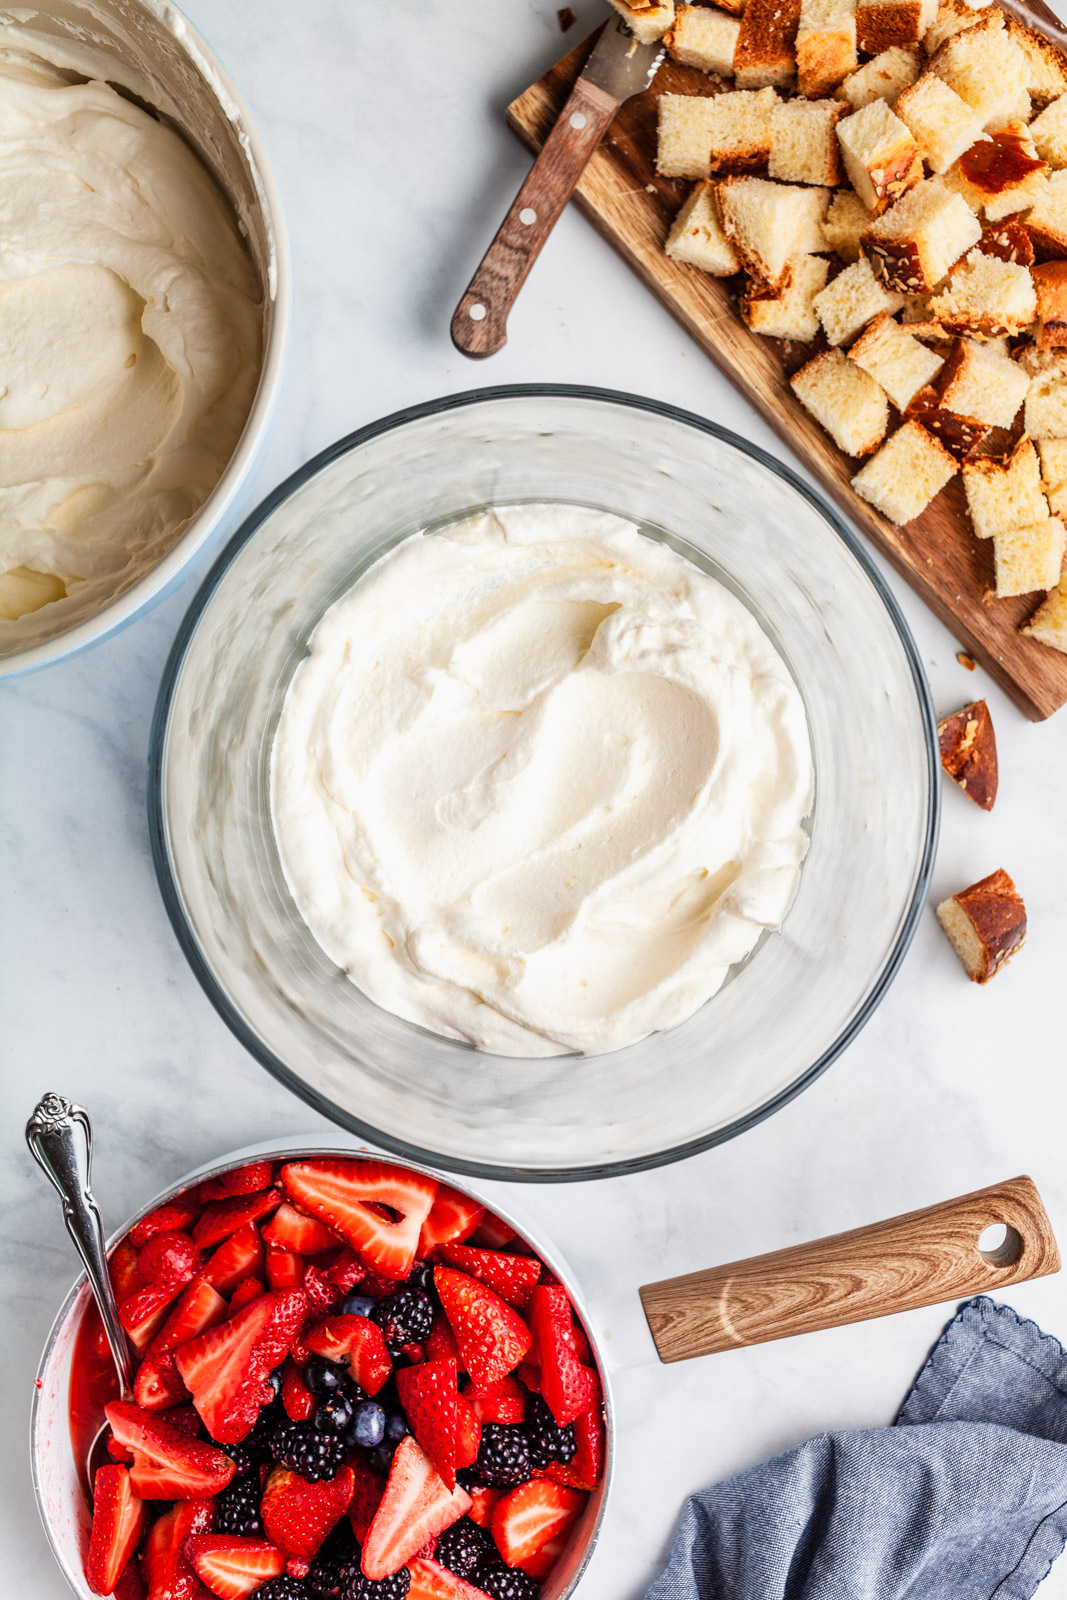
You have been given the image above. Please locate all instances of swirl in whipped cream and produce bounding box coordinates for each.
[271,505,814,1057]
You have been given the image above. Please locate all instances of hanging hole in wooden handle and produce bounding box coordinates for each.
[978,1222,1024,1267]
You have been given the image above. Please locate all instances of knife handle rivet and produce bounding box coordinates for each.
[468,303,487,322]
[570,111,587,130]
[519,208,537,226]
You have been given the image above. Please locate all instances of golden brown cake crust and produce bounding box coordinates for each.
[937,698,998,809]
[1033,260,1067,347]
[856,0,926,55]
[940,867,1026,983]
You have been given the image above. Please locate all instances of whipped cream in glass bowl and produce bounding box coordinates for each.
[151,387,938,1179]
[271,504,813,1058]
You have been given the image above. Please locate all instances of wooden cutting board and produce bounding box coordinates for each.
[507,17,1067,720]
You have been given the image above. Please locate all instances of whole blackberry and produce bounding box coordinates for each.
[270,1417,346,1481]
[466,1423,531,1488]
[257,1579,310,1600]
[338,1564,411,1598]
[371,1286,434,1352]
[307,1523,359,1598]
[524,1395,576,1469]
[477,1564,540,1600]
[213,1473,263,1536]
[434,1516,494,1579]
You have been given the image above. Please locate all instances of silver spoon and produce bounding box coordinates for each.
[27,1092,134,1498]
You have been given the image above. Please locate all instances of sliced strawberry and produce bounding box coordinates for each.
[148,1278,229,1358]
[228,1278,265,1311]
[518,1532,567,1581]
[361,1438,471,1581]
[141,1498,215,1600]
[325,1248,367,1292]
[186,1535,285,1600]
[192,1190,282,1250]
[406,1557,489,1599]
[528,1286,598,1426]
[467,1487,501,1529]
[265,1248,305,1290]
[348,1458,386,1542]
[119,1281,189,1354]
[129,1199,200,1250]
[426,1311,461,1367]
[86,1465,147,1595]
[134,1352,189,1411]
[464,1374,527,1426]
[137,1232,201,1290]
[105,1401,235,1500]
[281,1361,316,1422]
[515,1362,541,1395]
[416,1186,485,1257]
[109,1242,142,1304]
[262,1203,339,1255]
[174,1289,306,1443]
[112,1561,147,1600]
[434,1269,531,1390]
[303,1263,342,1322]
[197,1163,276,1202]
[454,1393,481,1471]
[438,1245,540,1311]
[468,1215,517,1251]
[396,1360,458,1490]
[281,1160,437,1280]
[303,1314,391,1394]
[285,1557,311,1580]
[260,1464,354,1559]
[545,1404,605,1490]
[202,1224,265,1295]
[107,1433,135,1465]
[491,1479,585,1568]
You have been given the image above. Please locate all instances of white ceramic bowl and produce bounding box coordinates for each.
[31,1138,610,1600]
[1,0,289,678]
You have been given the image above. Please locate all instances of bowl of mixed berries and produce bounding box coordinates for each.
[33,1149,608,1600]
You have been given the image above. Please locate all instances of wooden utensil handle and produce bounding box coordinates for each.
[451,75,618,358]
[640,1176,1059,1364]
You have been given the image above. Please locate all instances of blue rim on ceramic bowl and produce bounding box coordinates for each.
[147,385,941,1182]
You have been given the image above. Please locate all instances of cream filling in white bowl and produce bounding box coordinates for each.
[0,44,262,649]
[271,505,814,1058]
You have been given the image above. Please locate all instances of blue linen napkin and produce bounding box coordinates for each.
[646,1297,1067,1600]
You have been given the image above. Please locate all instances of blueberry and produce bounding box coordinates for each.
[408,1262,435,1293]
[368,1442,397,1475]
[314,1394,353,1434]
[341,1292,376,1319]
[304,1358,344,1396]
[346,1401,386,1449]
[264,1367,283,1399]
[385,1409,410,1443]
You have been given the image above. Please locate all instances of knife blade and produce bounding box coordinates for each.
[451,15,665,358]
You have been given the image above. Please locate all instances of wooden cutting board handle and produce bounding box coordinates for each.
[640,1176,1060,1363]
[451,73,618,358]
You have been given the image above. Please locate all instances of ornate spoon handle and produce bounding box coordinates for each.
[26,1093,134,1395]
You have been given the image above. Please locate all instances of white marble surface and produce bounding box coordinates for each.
[5,1,1067,1594]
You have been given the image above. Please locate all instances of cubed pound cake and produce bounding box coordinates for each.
[1022,573,1067,652]
[856,0,937,55]
[848,310,944,407]
[658,87,780,178]
[836,45,921,109]
[923,0,1004,60]
[796,0,858,97]
[665,182,741,273]
[930,28,1030,131]
[935,336,1028,427]
[851,418,957,521]
[927,250,1037,337]
[1028,96,1067,170]
[992,517,1066,596]
[861,177,982,290]
[791,347,890,454]
[814,255,905,344]
[715,175,820,285]
[741,254,830,338]
[1024,168,1067,259]
[733,0,801,87]
[962,437,1048,537]
[769,98,843,186]
[657,94,722,179]
[667,5,742,73]
[943,124,1048,222]
[936,868,1026,984]
[893,73,985,174]
[1004,14,1067,110]
[822,189,870,259]
[1032,261,1067,349]
[1038,438,1067,517]
[1024,356,1067,439]
[608,0,677,43]
[837,99,922,209]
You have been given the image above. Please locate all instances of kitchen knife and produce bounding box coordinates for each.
[451,14,664,358]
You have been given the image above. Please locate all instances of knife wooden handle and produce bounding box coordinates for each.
[451,73,618,358]
[640,1176,1060,1363]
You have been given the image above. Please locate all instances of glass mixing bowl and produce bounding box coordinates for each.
[149,387,938,1179]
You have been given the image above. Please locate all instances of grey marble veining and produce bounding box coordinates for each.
[4,2,1067,1595]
